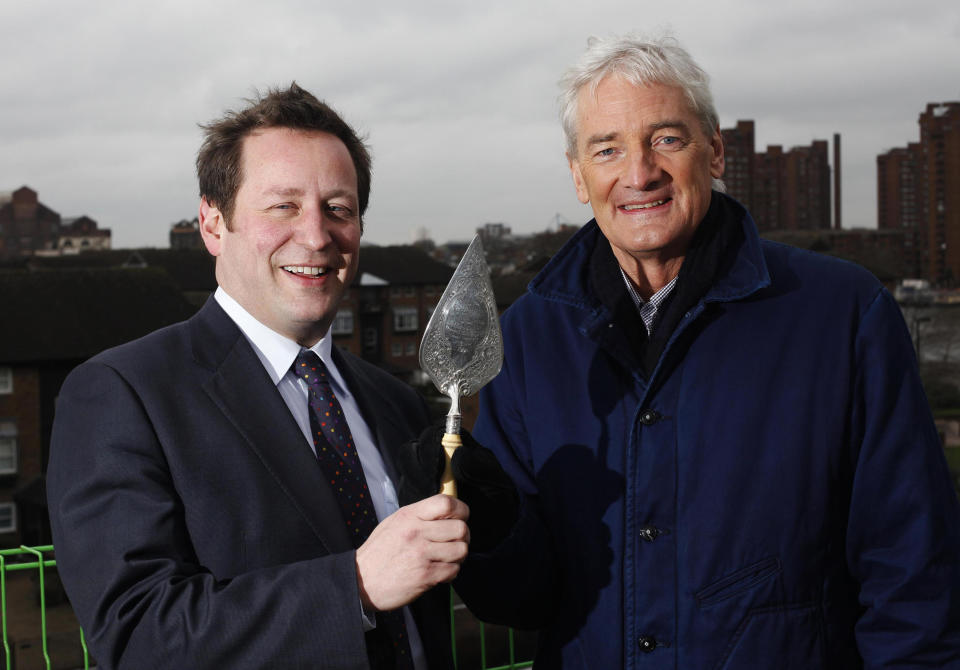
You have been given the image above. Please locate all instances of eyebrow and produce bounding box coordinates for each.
[584,133,618,147]
[584,120,693,147]
[260,187,357,202]
[649,120,692,134]
[261,187,305,198]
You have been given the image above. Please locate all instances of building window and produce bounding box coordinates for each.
[393,307,418,333]
[331,310,354,336]
[0,503,15,533]
[0,367,11,394]
[0,421,16,475]
[405,343,417,356]
[391,343,403,358]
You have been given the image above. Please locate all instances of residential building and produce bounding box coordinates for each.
[170,218,204,250]
[720,122,835,231]
[0,186,111,259]
[878,102,960,284]
[56,216,111,253]
[721,120,755,211]
[335,245,453,381]
[878,143,925,278]
[0,186,61,259]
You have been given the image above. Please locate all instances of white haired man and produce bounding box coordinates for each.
[450,34,960,668]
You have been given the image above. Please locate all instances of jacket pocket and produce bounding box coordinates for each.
[712,602,825,670]
[695,556,781,608]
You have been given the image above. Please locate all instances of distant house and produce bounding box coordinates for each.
[170,218,203,250]
[0,186,61,259]
[56,215,112,253]
[337,245,453,381]
[0,186,111,259]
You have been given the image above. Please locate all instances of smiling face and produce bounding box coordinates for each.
[199,127,361,346]
[568,76,724,286]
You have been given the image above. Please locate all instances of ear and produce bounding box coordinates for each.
[198,197,225,257]
[567,152,590,204]
[709,126,725,179]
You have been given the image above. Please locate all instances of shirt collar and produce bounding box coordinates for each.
[214,287,335,386]
[619,270,679,336]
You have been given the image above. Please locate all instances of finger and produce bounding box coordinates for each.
[425,560,462,586]
[424,540,470,565]
[412,493,470,521]
[421,518,470,543]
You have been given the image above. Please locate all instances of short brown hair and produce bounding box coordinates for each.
[196,82,372,226]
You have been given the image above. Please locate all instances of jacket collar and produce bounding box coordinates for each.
[527,192,771,319]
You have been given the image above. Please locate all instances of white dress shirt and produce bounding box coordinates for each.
[214,288,427,670]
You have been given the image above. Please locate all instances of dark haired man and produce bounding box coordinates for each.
[48,84,465,669]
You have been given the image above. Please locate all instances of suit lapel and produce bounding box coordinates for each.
[191,299,352,554]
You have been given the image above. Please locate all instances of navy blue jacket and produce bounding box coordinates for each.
[457,195,960,668]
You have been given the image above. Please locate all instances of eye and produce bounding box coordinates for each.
[268,202,300,212]
[325,203,356,219]
[595,147,617,159]
[655,135,684,150]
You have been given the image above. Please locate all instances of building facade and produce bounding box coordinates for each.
[720,122,835,232]
[878,102,960,284]
[0,186,110,259]
[0,187,61,259]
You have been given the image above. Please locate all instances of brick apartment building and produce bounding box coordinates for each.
[721,121,835,232]
[879,102,960,284]
[721,120,756,212]
[334,245,453,385]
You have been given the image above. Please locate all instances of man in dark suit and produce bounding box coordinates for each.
[47,83,468,670]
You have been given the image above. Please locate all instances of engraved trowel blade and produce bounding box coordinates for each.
[419,235,503,400]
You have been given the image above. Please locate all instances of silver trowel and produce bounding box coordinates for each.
[419,235,503,497]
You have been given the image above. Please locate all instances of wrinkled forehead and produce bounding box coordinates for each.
[575,74,710,138]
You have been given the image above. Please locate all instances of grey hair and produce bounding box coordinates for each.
[558,33,720,157]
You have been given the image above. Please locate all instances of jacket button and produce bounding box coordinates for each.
[638,635,657,652]
[638,525,661,542]
[640,410,661,425]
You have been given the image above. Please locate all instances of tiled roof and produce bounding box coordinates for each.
[0,248,217,292]
[0,267,198,363]
[355,245,453,285]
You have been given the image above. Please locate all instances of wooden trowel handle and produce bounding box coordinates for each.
[440,432,461,497]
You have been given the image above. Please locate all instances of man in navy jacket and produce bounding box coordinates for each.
[453,34,960,668]
[47,84,468,669]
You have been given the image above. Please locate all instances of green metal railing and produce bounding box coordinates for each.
[0,545,530,670]
[0,546,88,670]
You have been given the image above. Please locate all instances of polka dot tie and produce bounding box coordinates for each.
[292,351,414,670]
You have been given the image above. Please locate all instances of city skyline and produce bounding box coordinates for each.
[2,0,958,249]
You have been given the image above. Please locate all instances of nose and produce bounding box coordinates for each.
[623,147,664,191]
[296,208,334,250]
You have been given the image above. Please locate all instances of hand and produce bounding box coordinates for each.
[355,494,470,612]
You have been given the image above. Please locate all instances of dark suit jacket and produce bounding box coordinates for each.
[47,298,452,670]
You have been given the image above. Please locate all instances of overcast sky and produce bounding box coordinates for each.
[2,0,958,249]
